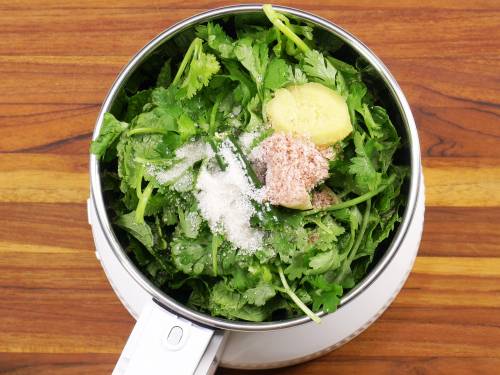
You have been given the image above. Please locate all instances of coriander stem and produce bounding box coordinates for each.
[209,94,222,135]
[208,139,227,171]
[128,127,170,136]
[278,266,321,323]
[135,181,154,224]
[228,135,262,188]
[350,199,371,262]
[303,175,395,216]
[263,4,311,54]
[335,199,371,283]
[172,38,201,86]
[344,222,356,259]
[136,165,144,199]
[211,234,221,276]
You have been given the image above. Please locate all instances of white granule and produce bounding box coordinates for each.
[232,105,242,116]
[219,140,265,202]
[176,141,213,160]
[172,171,194,192]
[196,139,264,253]
[238,131,260,153]
[185,211,202,235]
[147,141,213,185]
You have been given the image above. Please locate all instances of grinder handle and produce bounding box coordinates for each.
[113,299,227,375]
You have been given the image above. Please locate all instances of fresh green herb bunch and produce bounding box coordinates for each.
[91,5,408,322]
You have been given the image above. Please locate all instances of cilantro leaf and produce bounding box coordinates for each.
[196,22,235,59]
[115,211,153,250]
[209,282,269,322]
[180,52,219,99]
[302,50,337,89]
[174,38,220,99]
[177,113,197,142]
[306,275,343,313]
[244,283,276,306]
[346,81,367,124]
[234,37,269,93]
[348,132,382,193]
[171,231,212,275]
[361,103,384,139]
[289,66,308,85]
[285,254,308,280]
[264,58,291,90]
[124,89,152,122]
[156,59,172,88]
[308,249,341,274]
[177,207,202,239]
[90,113,128,159]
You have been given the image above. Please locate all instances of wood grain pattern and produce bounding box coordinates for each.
[2,154,500,205]
[0,0,499,374]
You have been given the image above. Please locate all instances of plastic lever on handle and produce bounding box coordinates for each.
[113,299,225,375]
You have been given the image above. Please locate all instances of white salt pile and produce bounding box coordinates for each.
[147,141,213,185]
[196,139,264,253]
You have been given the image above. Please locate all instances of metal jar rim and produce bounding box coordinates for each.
[90,4,422,332]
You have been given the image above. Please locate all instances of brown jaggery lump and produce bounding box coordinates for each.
[252,132,329,209]
[311,187,340,208]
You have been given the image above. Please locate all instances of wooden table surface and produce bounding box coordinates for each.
[1,0,499,374]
